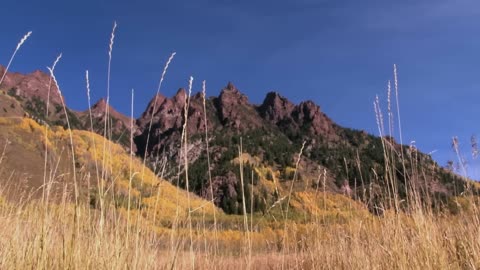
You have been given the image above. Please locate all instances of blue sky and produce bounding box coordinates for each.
[1,0,480,175]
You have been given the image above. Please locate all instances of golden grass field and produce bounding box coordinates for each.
[1,181,479,269]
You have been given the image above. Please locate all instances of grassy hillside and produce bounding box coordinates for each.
[0,117,216,218]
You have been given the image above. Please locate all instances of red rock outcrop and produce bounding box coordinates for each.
[0,65,64,105]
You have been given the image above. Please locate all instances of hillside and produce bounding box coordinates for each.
[0,66,470,216]
[0,116,216,222]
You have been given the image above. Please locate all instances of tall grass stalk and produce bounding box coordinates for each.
[140,52,176,182]
[201,80,219,260]
[47,60,81,268]
[0,31,32,85]
[84,70,106,253]
[385,80,401,208]
[181,76,195,269]
[138,52,176,263]
[99,22,117,239]
[39,53,62,269]
[134,53,176,246]
[47,60,79,207]
[394,64,409,205]
[85,70,101,185]
[374,96,398,211]
[126,88,134,248]
[282,141,305,269]
[238,138,252,268]
[42,53,62,205]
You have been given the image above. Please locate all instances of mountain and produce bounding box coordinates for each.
[0,66,470,216]
[135,82,469,215]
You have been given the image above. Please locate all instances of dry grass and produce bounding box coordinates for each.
[1,190,480,269]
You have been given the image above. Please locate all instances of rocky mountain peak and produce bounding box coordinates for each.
[292,100,338,140]
[144,94,167,116]
[259,91,295,123]
[226,81,236,91]
[85,98,134,132]
[92,98,107,111]
[219,82,249,105]
[216,82,262,129]
[173,88,187,104]
[0,66,63,105]
[31,69,49,80]
[135,88,194,156]
[295,100,322,122]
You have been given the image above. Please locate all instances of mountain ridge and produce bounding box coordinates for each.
[0,65,469,215]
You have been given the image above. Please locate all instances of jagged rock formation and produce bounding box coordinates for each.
[258,91,296,123]
[213,82,263,130]
[258,92,340,142]
[134,82,467,214]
